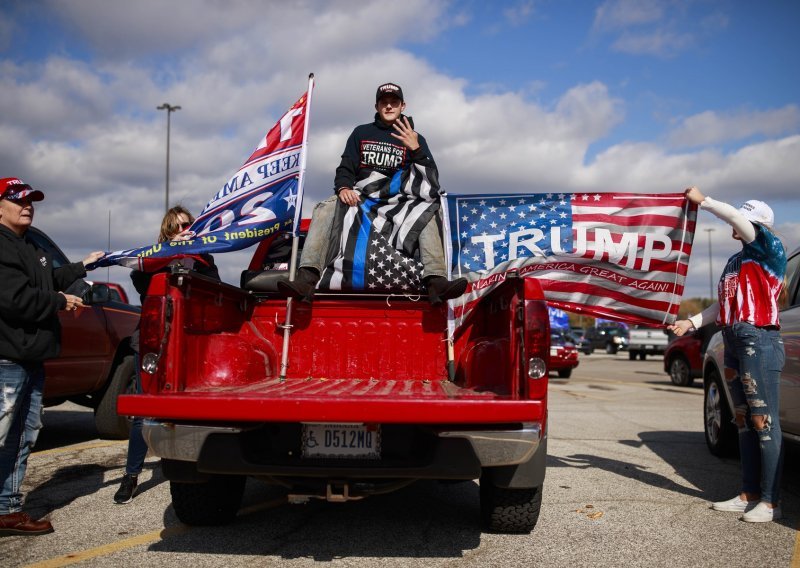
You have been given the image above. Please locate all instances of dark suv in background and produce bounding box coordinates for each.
[584,324,629,354]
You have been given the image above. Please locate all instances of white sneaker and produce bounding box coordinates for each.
[742,502,782,523]
[711,495,757,513]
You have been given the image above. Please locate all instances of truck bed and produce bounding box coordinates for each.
[119,273,548,425]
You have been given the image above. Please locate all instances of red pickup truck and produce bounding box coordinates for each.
[27,227,140,439]
[119,229,552,533]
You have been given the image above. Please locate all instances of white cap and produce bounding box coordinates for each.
[737,200,774,228]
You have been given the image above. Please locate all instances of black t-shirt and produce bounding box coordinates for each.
[333,114,436,192]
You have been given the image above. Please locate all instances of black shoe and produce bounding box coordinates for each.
[277,267,319,303]
[425,276,468,305]
[113,474,138,504]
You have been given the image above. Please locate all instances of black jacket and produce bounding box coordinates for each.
[333,114,436,193]
[0,225,86,362]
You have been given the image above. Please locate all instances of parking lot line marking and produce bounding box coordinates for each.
[33,440,126,457]
[22,496,287,568]
[22,525,190,568]
[791,520,800,568]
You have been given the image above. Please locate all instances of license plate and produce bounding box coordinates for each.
[301,423,381,459]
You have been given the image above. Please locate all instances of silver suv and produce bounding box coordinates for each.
[702,245,800,456]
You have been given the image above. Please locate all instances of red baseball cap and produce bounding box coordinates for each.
[0,177,44,202]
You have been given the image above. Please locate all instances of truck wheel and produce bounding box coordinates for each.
[639,353,647,361]
[480,477,542,534]
[170,475,246,526]
[669,356,692,387]
[628,351,637,360]
[704,370,737,457]
[94,355,136,440]
[557,369,572,379]
[605,343,617,355]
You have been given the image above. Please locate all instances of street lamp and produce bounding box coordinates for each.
[705,227,715,300]
[157,103,181,212]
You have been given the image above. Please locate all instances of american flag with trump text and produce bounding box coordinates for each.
[92,83,313,271]
[444,192,697,333]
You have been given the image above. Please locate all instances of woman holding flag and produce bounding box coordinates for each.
[669,186,786,523]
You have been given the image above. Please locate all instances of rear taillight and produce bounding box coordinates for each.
[139,295,166,392]
[524,298,550,399]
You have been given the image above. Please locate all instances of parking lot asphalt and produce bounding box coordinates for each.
[2,353,799,568]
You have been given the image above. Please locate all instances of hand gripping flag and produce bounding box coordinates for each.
[93,86,313,271]
[318,163,441,292]
[444,192,697,333]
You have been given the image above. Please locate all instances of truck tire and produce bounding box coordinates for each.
[605,343,617,355]
[628,350,638,360]
[94,355,136,440]
[557,369,572,379]
[703,370,737,457]
[170,475,246,526]
[480,476,542,534]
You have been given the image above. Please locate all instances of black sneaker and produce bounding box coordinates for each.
[113,474,138,504]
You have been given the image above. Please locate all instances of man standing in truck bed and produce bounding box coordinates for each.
[279,82,467,304]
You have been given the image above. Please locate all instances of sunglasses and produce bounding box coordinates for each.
[179,221,192,230]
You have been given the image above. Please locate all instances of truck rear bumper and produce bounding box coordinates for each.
[142,420,543,473]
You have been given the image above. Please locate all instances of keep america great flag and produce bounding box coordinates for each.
[444,192,698,331]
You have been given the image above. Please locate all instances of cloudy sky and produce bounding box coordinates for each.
[2,0,799,303]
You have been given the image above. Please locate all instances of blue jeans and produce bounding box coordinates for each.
[125,355,148,476]
[722,323,785,504]
[0,361,45,514]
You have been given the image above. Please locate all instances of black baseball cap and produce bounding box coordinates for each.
[375,83,404,102]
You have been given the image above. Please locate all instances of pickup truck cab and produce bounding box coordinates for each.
[26,227,140,439]
[119,227,553,534]
[627,325,670,360]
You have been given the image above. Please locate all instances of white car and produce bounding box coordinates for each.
[702,245,800,456]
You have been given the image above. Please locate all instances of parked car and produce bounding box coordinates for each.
[569,327,594,355]
[627,324,669,360]
[25,227,141,439]
[663,324,719,386]
[584,324,629,354]
[550,329,580,378]
[702,245,800,457]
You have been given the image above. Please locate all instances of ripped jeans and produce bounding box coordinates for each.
[0,360,44,514]
[722,323,785,504]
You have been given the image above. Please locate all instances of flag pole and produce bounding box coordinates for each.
[440,194,457,381]
[279,73,315,381]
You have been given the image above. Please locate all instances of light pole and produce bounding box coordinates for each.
[705,227,715,300]
[157,103,181,212]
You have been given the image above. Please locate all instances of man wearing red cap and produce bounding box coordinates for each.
[279,82,467,303]
[0,178,104,536]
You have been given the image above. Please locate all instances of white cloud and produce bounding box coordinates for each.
[593,0,664,32]
[668,106,800,148]
[611,29,694,57]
